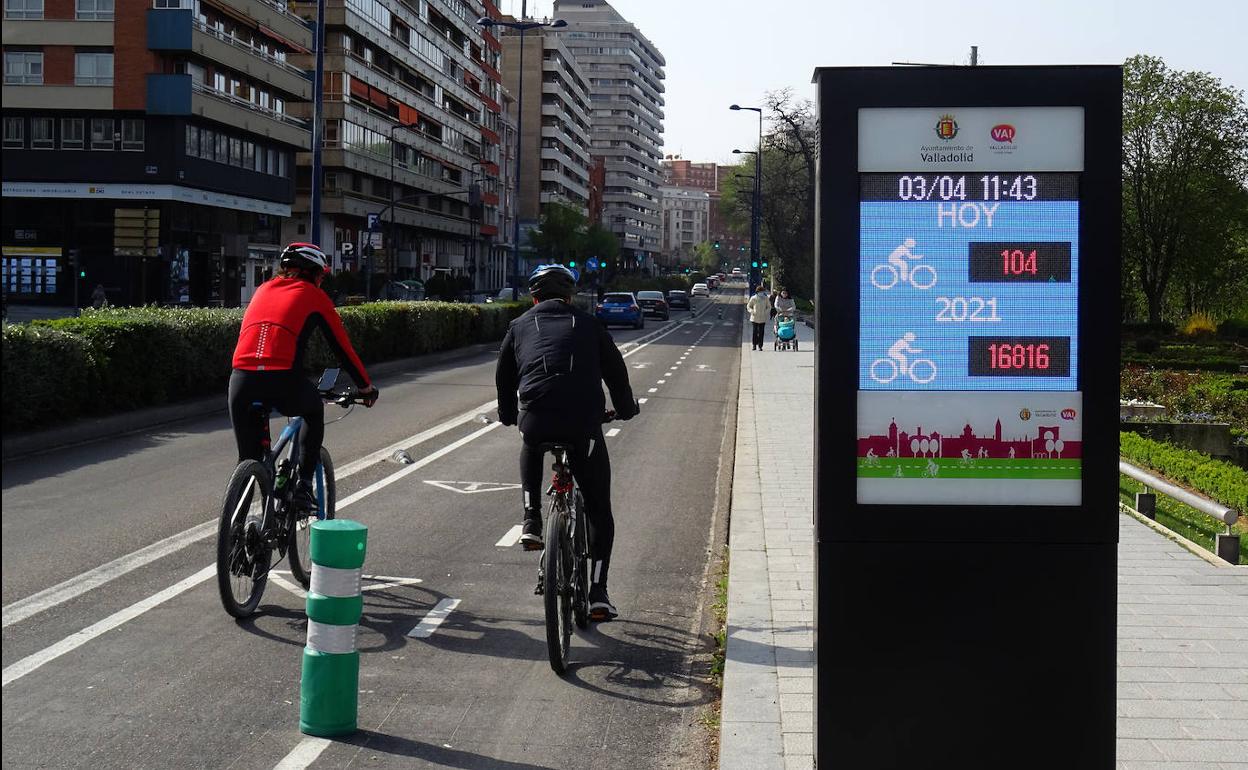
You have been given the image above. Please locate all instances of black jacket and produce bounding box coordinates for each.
[495,300,636,436]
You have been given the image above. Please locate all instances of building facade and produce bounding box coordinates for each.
[286,0,507,291]
[497,22,591,226]
[2,0,311,308]
[661,156,716,191]
[659,185,708,268]
[553,0,664,271]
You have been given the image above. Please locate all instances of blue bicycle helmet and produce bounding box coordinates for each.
[528,263,579,298]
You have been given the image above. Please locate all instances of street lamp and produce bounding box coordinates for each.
[382,120,420,301]
[478,9,568,300]
[730,104,765,292]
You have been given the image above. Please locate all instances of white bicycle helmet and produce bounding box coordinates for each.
[280,242,330,274]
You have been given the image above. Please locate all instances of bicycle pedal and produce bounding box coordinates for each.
[534,581,544,596]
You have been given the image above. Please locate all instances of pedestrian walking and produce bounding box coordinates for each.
[746,286,771,350]
[773,288,796,317]
[90,284,108,309]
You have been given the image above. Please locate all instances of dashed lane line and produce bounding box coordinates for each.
[638,398,648,404]
[648,388,658,394]
[496,525,523,547]
[606,428,622,438]
[407,598,461,639]
[273,737,332,770]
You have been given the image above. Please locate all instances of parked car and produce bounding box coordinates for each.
[596,292,645,329]
[731,268,743,277]
[706,276,719,290]
[691,283,710,298]
[486,287,530,303]
[636,290,669,320]
[666,289,691,310]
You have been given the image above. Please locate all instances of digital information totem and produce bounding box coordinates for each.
[813,67,1120,768]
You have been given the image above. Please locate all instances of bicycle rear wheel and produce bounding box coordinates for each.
[571,491,590,630]
[543,502,573,675]
[289,447,336,588]
[216,460,273,618]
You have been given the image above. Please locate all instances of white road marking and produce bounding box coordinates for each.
[2,565,215,687]
[423,480,521,495]
[270,572,425,600]
[648,388,658,393]
[638,398,648,404]
[606,428,621,438]
[407,598,461,638]
[268,571,307,600]
[338,423,501,510]
[496,525,523,547]
[657,379,666,384]
[2,519,216,628]
[273,736,332,770]
[334,400,499,480]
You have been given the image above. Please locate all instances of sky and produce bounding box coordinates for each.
[504,0,1248,166]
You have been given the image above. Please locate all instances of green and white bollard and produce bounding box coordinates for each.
[299,519,368,737]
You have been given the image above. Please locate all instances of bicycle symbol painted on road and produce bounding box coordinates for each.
[870,332,937,385]
[871,238,937,290]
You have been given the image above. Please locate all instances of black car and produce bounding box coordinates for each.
[666,290,690,310]
[636,290,670,320]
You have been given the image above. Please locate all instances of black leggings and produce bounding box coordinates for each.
[519,418,614,585]
[752,322,766,348]
[228,369,323,481]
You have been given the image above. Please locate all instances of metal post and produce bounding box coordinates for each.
[511,14,527,301]
[310,0,327,246]
[753,111,763,291]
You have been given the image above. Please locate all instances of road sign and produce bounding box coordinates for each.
[367,212,380,231]
[813,65,1121,768]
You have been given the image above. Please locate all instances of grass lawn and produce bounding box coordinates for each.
[858,457,1082,480]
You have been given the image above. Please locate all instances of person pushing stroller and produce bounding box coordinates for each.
[772,289,798,350]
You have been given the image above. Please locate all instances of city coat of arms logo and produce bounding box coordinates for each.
[934,114,959,141]
[1019,408,1032,421]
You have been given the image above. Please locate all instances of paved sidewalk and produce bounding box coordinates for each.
[717,321,1248,768]
[720,321,815,770]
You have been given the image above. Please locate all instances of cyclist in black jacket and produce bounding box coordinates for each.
[495,264,639,620]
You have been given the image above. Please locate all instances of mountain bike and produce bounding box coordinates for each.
[216,368,363,618]
[535,412,616,675]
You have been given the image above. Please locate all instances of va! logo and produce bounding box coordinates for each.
[934,114,959,141]
[990,124,1016,143]
[1061,408,1077,420]
[1019,408,1032,421]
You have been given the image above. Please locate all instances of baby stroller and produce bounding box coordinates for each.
[773,314,798,351]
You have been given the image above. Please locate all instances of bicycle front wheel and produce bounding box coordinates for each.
[289,447,336,589]
[543,503,573,675]
[216,460,273,618]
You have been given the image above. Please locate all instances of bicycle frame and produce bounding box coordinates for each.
[255,411,327,534]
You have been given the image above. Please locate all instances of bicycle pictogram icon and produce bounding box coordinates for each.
[870,332,937,385]
[871,238,937,290]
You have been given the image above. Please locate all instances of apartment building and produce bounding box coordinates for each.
[662,156,716,191]
[288,0,507,289]
[2,0,311,307]
[497,22,592,224]
[553,0,664,271]
[660,185,708,267]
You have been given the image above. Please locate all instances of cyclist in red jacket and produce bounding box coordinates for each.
[229,243,378,511]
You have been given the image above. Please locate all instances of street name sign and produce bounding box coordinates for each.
[813,66,1121,769]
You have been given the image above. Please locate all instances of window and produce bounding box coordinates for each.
[277,151,287,178]
[4,0,42,18]
[152,0,192,7]
[201,128,215,160]
[31,117,53,149]
[61,118,84,149]
[4,51,42,84]
[76,0,112,19]
[267,148,277,175]
[75,52,114,86]
[229,136,241,166]
[212,71,226,92]
[121,118,144,151]
[214,131,226,161]
[90,117,114,150]
[243,140,254,170]
[2,117,23,148]
[185,125,199,157]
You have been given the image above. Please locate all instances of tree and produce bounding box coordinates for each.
[582,222,619,264]
[1122,55,1248,323]
[692,240,718,274]
[527,201,587,263]
[718,89,819,298]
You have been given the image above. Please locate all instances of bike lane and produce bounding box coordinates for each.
[1,298,741,768]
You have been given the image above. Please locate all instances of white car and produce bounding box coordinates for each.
[691,283,710,297]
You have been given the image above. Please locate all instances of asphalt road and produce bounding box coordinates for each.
[1,291,744,769]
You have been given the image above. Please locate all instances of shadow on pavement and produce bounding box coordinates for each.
[342,729,550,769]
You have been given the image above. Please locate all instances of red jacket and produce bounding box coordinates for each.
[231,277,371,388]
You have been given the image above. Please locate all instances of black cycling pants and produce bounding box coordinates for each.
[228,369,323,481]
[518,418,614,586]
[752,322,766,348]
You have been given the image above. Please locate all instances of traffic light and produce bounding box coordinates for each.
[739,245,746,252]
[761,260,769,268]
[713,241,720,250]
[568,260,577,268]
[79,269,87,278]
[751,260,760,269]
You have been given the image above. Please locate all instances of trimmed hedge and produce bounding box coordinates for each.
[1119,431,1248,513]
[3,300,526,432]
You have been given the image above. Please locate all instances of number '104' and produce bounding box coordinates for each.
[1002,249,1038,276]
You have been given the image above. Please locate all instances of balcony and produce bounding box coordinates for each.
[147,74,310,149]
[215,0,311,49]
[148,10,311,100]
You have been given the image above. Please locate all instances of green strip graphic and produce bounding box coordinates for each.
[857,458,1081,480]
